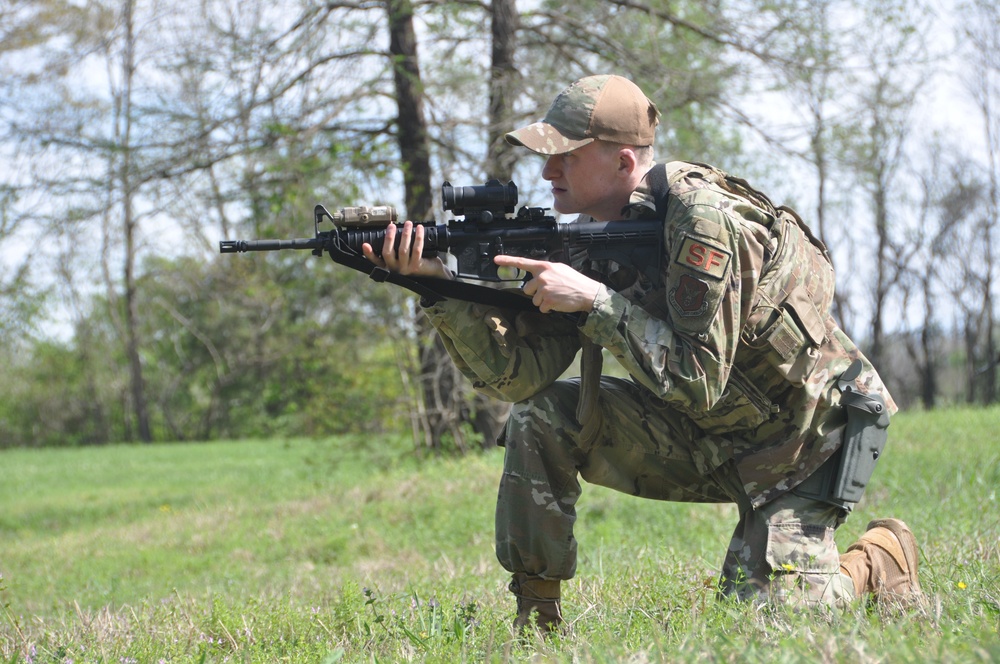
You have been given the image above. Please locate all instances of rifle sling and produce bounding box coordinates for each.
[646,163,671,218]
[327,243,538,311]
[574,164,671,445]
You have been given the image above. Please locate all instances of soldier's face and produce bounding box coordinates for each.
[541,141,628,221]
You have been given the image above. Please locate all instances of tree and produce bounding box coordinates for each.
[384,0,465,452]
[0,0,415,443]
[961,0,1000,404]
[899,149,963,409]
[835,1,929,375]
[940,172,991,405]
[0,0,157,441]
[112,0,153,441]
[739,0,860,328]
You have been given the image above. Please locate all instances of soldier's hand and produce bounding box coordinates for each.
[362,220,452,279]
[494,255,601,314]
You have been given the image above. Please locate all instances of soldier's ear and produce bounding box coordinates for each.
[617,147,639,177]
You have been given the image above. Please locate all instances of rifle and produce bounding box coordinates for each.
[219,179,662,310]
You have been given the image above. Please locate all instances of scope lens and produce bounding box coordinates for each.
[442,179,518,214]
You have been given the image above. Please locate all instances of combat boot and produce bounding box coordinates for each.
[508,572,562,634]
[839,518,924,605]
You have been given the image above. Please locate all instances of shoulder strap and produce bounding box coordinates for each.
[325,240,538,310]
[646,163,672,219]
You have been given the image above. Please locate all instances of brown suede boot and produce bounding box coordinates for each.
[839,518,924,605]
[509,573,562,634]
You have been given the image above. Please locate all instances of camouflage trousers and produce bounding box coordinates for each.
[495,376,857,607]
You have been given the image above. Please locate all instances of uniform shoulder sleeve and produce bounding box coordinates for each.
[663,195,735,336]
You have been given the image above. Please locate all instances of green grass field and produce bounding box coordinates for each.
[1,408,998,662]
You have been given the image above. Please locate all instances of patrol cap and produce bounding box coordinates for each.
[505,74,660,155]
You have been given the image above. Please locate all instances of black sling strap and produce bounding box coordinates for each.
[645,163,672,220]
[326,237,538,310]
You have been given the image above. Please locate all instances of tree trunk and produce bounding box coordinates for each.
[964,317,978,404]
[918,275,937,409]
[486,0,521,181]
[981,90,998,405]
[119,0,152,442]
[386,0,471,451]
[460,0,524,450]
[386,0,433,218]
[869,163,888,372]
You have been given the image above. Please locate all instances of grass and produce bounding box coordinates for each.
[0,408,998,662]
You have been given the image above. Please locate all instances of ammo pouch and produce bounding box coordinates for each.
[793,360,890,509]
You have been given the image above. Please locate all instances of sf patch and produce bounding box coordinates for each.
[670,274,710,317]
[675,235,731,280]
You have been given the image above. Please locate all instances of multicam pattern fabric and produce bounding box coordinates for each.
[421,161,896,604]
[506,77,605,155]
[720,491,856,606]
[493,375,855,605]
[504,75,659,155]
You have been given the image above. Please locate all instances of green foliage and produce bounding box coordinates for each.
[0,408,998,661]
[135,252,413,441]
[0,250,416,446]
[0,334,127,447]
[522,0,744,162]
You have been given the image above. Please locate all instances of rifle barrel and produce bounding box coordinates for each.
[219,238,322,253]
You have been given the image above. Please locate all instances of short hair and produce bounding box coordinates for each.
[599,141,654,168]
[632,145,655,168]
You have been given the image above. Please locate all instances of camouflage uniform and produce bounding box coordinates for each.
[422,161,897,606]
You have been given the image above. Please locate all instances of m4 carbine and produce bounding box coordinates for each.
[220,179,662,309]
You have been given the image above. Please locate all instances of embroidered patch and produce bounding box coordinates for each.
[670,274,710,317]
[675,236,732,280]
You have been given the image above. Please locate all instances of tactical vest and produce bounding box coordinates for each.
[576,161,838,441]
[662,161,836,376]
[647,162,836,438]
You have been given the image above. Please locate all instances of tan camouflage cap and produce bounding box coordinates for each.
[505,75,660,155]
